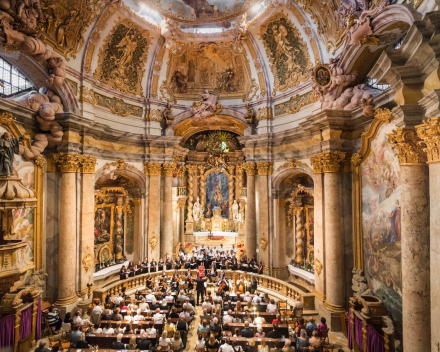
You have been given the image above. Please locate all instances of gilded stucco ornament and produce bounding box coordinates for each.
[256,107,272,121]
[149,236,158,251]
[387,128,426,165]
[190,90,222,120]
[260,12,312,95]
[94,18,150,96]
[416,117,440,163]
[259,238,268,251]
[146,109,163,123]
[37,0,107,59]
[82,254,94,273]
[374,108,392,123]
[314,258,323,275]
[310,152,346,173]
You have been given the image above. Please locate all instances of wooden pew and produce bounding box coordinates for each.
[85,333,157,347]
[223,323,289,335]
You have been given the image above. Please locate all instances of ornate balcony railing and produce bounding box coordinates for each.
[93,269,315,310]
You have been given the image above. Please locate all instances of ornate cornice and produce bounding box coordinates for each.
[256,162,273,176]
[256,107,273,121]
[53,153,81,173]
[162,162,176,177]
[243,162,256,176]
[144,162,162,176]
[79,156,97,174]
[310,152,346,174]
[289,158,307,169]
[387,128,426,165]
[415,117,440,163]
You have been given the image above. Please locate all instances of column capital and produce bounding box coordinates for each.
[132,198,142,205]
[236,164,244,175]
[32,155,46,168]
[197,165,207,175]
[79,155,97,174]
[310,151,345,173]
[416,117,440,163]
[144,162,162,176]
[387,128,427,165]
[186,164,198,175]
[256,162,273,176]
[227,165,235,175]
[162,162,176,177]
[53,153,81,173]
[243,162,256,176]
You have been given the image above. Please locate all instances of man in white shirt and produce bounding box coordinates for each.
[145,325,157,335]
[243,292,252,302]
[145,290,156,302]
[223,310,234,324]
[133,309,146,321]
[153,308,164,323]
[219,338,235,352]
[183,298,194,314]
[114,293,124,305]
[165,291,175,303]
[267,299,278,314]
[202,300,212,312]
[139,298,149,311]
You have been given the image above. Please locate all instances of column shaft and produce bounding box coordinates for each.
[245,163,256,257]
[161,164,174,258]
[146,163,162,260]
[313,172,325,301]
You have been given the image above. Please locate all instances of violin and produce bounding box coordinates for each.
[218,281,227,293]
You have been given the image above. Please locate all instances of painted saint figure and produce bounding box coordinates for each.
[0,132,23,176]
[390,199,401,242]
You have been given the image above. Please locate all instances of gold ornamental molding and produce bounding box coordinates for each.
[310,152,346,174]
[144,162,162,176]
[82,254,94,273]
[274,92,319,116]
[256,107,272,121]
[53,153,81,173]
[79,156,97,174]
[387,128,426,165]
[256,162,273,176]
[289,158,308,169]
[149,235,158,251]
[146,109,163,122]
[415,117,440,163]
[163,162,176,177]
[314,258,323,275]
[243,162,256,176]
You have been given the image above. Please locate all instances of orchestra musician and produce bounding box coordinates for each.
[207,262,217,282]
[146,274,153,289]
[197,263,205,279]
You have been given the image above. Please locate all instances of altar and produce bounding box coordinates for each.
[192,231,239,250]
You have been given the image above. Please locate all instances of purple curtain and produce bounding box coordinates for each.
[347,309,352,350]
[0,315,15,348]
[19,306,32,340]
[367,325,384,352]
[36,299,42,341]
[355,315,363,350]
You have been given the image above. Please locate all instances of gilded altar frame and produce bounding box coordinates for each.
[352,109,394,270]
[94,203,115,264]
[0,113,44,270]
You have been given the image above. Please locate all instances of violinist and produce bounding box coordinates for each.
[150,259,157,273]
[217,276,229,295]
[158,258,164,271]
[186,270,194,291]
[158,278,167,293]
[165,256,173,271]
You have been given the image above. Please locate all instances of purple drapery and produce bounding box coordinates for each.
[19,306,32,340]
[0,315,15,348]
[347,309,352,350]
[367,325,384,352]
[355,315,363,350]
[36,299,42,340]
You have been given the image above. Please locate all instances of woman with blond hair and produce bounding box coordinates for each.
[126,335,137,350]
[159,330,171,351]
[205,333,220,351]
[164,317,176,334]
[171,331,183,352]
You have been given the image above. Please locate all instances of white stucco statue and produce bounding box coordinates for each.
[193,197,203,221]
[232,200,239,221]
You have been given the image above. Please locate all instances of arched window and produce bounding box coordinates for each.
[0,57,33,98]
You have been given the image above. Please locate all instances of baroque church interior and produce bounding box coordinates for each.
[0,0,438,351]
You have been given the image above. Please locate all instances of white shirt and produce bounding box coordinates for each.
[146,294,155,301]
[73,316,83,325]
[295,300,304,309]
[267,304,277,313]
[92,305,103,314]
[223,314,233,324]
[139,302,149,311]
[243,295,252,302]
[219,343,235,352]
[102,327,114,334]
[196,340,205,348]
[165,295,175,303]
[146,327,157,335]
[114,296,124,305]
[183,302,194,312]
[202,301,212,311]
[93,328,102,333]
[153,312,164,323]
[252,296,261,304]
[133,314,145,321]
[159,337,171,347]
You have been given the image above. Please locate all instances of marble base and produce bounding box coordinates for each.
[288,264,315,285]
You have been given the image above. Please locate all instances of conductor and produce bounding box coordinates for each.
[194,274,207,306]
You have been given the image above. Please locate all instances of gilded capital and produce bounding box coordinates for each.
[256,162,273,176]
[227,165,235,175]
[53,153,80,173]
[310,152,346,173]
[415,117,440,163]
[162,162,176,177]
[243,162,256,176]
[387,128,426,165]
[186,164,198,175]
[197,165,207,176]
[145,162,162,176]
[236,164,244,175]
[79,155,97,174]
[32,155,46,168]
[132,198,142,205]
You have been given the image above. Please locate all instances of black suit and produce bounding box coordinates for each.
[194,278,207,305]
[241,328,254,338]
[137,339,152,350]
[111,341,125,349]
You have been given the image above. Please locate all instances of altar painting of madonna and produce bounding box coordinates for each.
[206,171,229,218]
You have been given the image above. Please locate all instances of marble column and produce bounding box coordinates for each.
[273,199,287,275]
[311,152,346,313]
[294,206,305,264]
[186,165,198,233]
[78,156,96,297]
[53,153,80,306]
[311,170,325,302]
[243,162,256,257]
[198,165,207,211]
[145,162,162,260]
[236,164,244,199]
[256,162,273,269]
[416,118,440,350]
[161,163,175,258]
[389,128,430,352]
[133,198,143,262]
